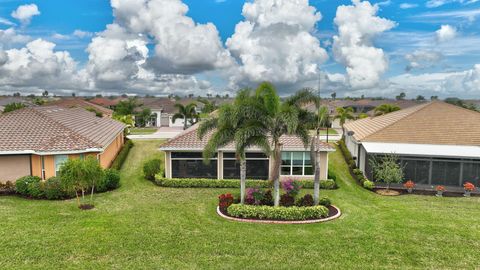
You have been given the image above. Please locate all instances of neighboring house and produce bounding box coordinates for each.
[304,98,423,130]
[135,98,187,128]
[89,97,119,109]
[0,106,125,182]
[51,98,114,118]
[0,97,33,112]
[344,101,480,188]
[159,124,335,180]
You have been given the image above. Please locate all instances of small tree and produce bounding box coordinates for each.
[60,157,104,207]
[369,154,404,190]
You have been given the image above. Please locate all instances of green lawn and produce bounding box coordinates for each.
[319,128,338,135]
[1,141,480,269]
[129,127,157,135]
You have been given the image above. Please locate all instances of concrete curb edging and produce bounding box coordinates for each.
[217,205,342,224]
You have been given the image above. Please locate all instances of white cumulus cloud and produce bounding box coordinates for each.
[110,0,233,74]
[226,0,328,87]
[11,4,40,26]
[333,0,396,89]
[405,50,442,71]
[436,24,457,43]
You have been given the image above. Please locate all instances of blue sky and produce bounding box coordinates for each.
[0,0,479,98]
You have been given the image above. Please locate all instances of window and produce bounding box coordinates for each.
[223,152,269,180]
[54,155,68,176]
[280,152,313,176]
[171,152,217,179]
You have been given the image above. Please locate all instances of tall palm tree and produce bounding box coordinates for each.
[334,107,354,137]
[374,104,401,116]
[252,83,312,206]
[172,102,198,130]
[198,89,270,204]
[309,105,331,205]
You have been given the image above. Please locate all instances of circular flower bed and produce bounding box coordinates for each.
[217,204,341,224]
[217,179,341,224]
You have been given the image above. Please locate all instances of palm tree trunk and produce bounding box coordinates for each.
[183,115,187,130]
[314,151,321,205]
[240,158,246,204]
[272,143,281,207]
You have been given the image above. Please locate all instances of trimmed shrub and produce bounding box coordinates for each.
[218,193,234,212]
[44,177,67,200]
[97,169,121,192]
[155,177,337,190]
[15,176,42,197]
[0,181,15,195]
[111,139,133,170]
[261,190,274,206]
[319,197,331,207]
[297,194,314,207]
[227,204,329,220]
[363,180,375,190]
[143,159,162,181]
[280,194,295,207]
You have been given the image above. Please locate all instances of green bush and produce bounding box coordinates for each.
[15,176,42,197]
[143,159,162,181]
[44,177,68,200]
[227,204,329,220]
[111,139,133,170]
[96,169,121,192]
[363,180,375,190]
[104,169,120,190]
[297,194,314,207]
[319,197,331,207]
[155,177,337,190]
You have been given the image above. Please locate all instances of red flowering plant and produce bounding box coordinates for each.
[218,193,234,212]
[464,182,475,192]
[435,185,445,192]
[403,180,415,189]
[246,188,264,205]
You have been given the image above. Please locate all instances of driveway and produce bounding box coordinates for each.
[127,127,183,140]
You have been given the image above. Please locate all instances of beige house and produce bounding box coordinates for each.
[344,101,480,187]
[0,106,125,182]
[159,124,335,180]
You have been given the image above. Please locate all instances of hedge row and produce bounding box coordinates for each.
[337,139,374,189]
[15,169,120,200]
[111,139,134,170]
[227,204,329,220]
[154,177,337,189]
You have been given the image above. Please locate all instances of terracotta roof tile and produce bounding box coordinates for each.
[0,106,125,153]
[160,124,335,152]
[344,101,480,146]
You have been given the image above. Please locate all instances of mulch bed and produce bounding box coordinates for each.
[79,204,95,210]
[373,188,479,197]
[219,205,339,222]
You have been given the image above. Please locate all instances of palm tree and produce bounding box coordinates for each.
[198,89,270,204]
[172,102,198,130]
[334,107,354,137]
[309,105,331,205]
[251,83,312,206]
[374,104,401,116]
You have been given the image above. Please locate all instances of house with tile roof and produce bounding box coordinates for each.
[51,98,114,118]
[159,124,335,180]
[344,101,480,187]
[0,106,125,182]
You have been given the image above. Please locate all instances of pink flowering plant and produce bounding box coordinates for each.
[246,188,264,205]
[282,179,302,197]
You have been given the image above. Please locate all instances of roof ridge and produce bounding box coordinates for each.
[33,106,102,148]
[360,102,432,141]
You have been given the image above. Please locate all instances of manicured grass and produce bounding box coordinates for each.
[1,141,480,269]
[129,127,157,135]
[319,128,338,135]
